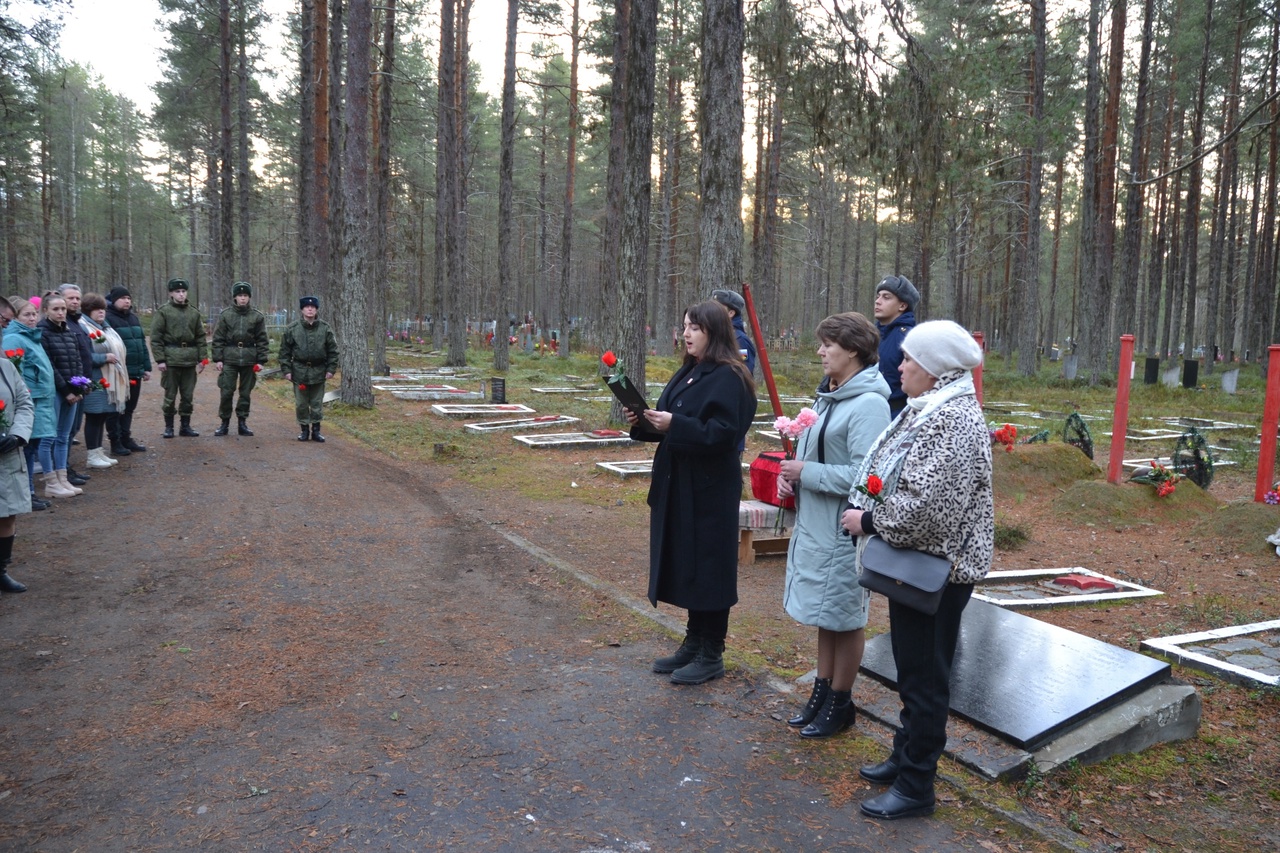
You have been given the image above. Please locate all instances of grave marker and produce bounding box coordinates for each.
[1142,620,1280,687]
[513,431,634,449]
[464,415,580,433]
[431,403,536,418]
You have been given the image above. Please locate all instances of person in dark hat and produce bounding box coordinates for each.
[211,281,269,437]
[710,288,757,375]
[104,285,151,455]
[150,278,207,438]
[279,296,339,442]
[873,274,920,418]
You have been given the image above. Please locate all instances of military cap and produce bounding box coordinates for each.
[168,278,189,292]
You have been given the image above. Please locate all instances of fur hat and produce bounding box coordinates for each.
[300,296,319,310]
[901,320,983,378]
[711,289,746,315]
[875,274,920,312]
[107,286,131,304]
[168,278,189,292]
[232,281,252,297]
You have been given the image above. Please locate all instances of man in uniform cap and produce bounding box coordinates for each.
[211,281,270,437]
[150,278,208,438]
[279,296,339,442]
[873,274,920,417]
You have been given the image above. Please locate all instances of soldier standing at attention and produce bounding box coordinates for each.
[151,278,208,438]
[279,295,339,443]
[211,281,270,437]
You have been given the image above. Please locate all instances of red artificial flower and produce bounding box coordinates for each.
[99,380,109,389]
[865,474,883,497]
[130,379,138,386]
[0,400,6,411]
[3,350,12,358]
[253,364,262,372]
[201,358,209,366]
[601,350,617,368]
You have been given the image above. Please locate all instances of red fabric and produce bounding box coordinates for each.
[749,451,795,509]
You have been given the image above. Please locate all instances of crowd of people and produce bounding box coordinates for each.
[632,280,994,822]
[0,280,340,598]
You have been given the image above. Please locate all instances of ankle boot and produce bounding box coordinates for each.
[179,417,199,437]
[163,415,175,439]
[214,419,230,436]
[653,634,702,674]
[788,678,832,727]
[57,470,84,495]
[298,425,311,441]
[123,433,146,452]
[67,466,89,484]
[670,638,725,685]
[43,472,76,498]
[799,690,856,739]
[238,418,253,436]
[310,423,325,443]
[30,495,50,511]
[86,448,115,468]
[0,535,23,593]
[109,437,131,456]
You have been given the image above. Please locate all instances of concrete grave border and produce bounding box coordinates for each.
[513,431,634,449]
[975,567,1163,608]
[464,415,580,433]
[1141,619,1280,687]
[596,459,653,478]
[431,403,536,418]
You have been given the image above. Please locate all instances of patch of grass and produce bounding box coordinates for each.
[994,518,1030,550]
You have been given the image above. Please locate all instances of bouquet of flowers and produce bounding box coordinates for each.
[87,327,106,345]
[69,375,93,396]
[990,423,1017,453]
[5,348,23,371]
[1264,482,1280,505]
[768,407,818,532]
[1130,459,1182,498]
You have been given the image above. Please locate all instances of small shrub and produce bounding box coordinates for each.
[994,520,1030,550]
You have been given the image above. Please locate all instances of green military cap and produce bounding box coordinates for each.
[168,278,189,292]
[232,281,252,297]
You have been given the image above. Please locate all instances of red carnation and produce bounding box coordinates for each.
[100,380,109,389]
[601,351,617,368]
[865,474,883,497]
[253,364,262,372]
[201,358,209,366]
[130,379,138,386]
[299,384,306,390]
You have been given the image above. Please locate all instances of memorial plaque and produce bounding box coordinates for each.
[862,599,1170,750]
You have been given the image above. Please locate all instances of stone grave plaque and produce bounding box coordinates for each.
[531,386,593,394]
[393,388,483,401]
[596,459,653,478]
[974,568,1162,608]
[465,415,580,433]
[513,431,634,448]
[431,403,536,418]
[1142,620,1280,687]
[861,599,1170,750]
[322,389,341,404]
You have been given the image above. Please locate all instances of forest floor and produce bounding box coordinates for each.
[2,349,1278,851]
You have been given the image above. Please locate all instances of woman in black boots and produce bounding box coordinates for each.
[625,301,758,685]
[0,351,35,593]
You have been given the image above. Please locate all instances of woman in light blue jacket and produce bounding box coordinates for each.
[777,312,891,738]
[3,299,56,508]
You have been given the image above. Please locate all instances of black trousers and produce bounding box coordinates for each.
[687,608,730,643]
[886,582,974,799]
[109,377,143,440]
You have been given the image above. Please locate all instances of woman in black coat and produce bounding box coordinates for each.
[626,301,757,685]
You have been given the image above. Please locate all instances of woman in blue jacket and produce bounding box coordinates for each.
[4,299,57,508]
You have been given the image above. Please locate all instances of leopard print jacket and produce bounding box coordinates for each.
[868,387,995,584]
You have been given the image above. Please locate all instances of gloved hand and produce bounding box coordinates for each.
[0,434,24,454]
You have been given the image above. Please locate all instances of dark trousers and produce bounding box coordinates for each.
[886,582,974,799]
[109,378,142,440]
[218,365,258,420]
[84,412,107,450]
[687,608,730,642]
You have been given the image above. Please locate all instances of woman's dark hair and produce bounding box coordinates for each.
[81,293,108,313]
[816,312,880,367]
[682,300,756,392]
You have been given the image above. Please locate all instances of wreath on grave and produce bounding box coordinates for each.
[1172,427,1214,489]
[1063,412,1094,460]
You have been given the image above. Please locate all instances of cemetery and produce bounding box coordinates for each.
[302,342,1280,850]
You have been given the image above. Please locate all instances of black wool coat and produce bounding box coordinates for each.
[631,359,757,611]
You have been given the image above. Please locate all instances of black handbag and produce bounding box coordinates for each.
[857,535,952,615]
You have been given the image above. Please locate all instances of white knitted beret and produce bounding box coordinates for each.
[901,320,983,378]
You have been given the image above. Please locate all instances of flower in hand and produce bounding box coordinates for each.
[601,350,627,388]
[855,473,886,504]
[774,407,818,439]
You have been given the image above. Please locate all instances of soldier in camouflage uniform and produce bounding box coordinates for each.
[150,278,208,438]
[279,295,339,443]
[211,281,270,437]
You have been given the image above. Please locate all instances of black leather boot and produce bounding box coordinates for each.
[163,415,175,439]
[298,425,310,441]
[670,638,725,685]
[179,417,199,437]
[310,423,325,443]
[109,436,132,456]
[238,418,253,436]
[67,467,88,485]
[0,535,24,593]
[30,495,50,511]
[788,677,832,727]
[123,434,147,452]
[652,635,702,674]
[214,419,230,436]
[799,690,855,739]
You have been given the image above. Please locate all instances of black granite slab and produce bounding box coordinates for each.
[861,599,1170,750]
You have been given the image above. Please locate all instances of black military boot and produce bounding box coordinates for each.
[214,419,230,437]
[652,635,702,674]
[109,436,132,456]
[238,418,253,436]
[799,690,856,739]
[310,423,325,443]
[788,677,832,728]
[298,425,310,441]
[670,638,725,685]
[179,417,199,437]
[163,415,175,439]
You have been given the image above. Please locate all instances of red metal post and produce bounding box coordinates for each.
[741,282,791,455]
[1106,335,1136,484]
[1255,345,1280,501]
[972,331,985,407]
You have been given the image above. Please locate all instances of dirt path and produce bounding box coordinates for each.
[0,379,1073,852]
